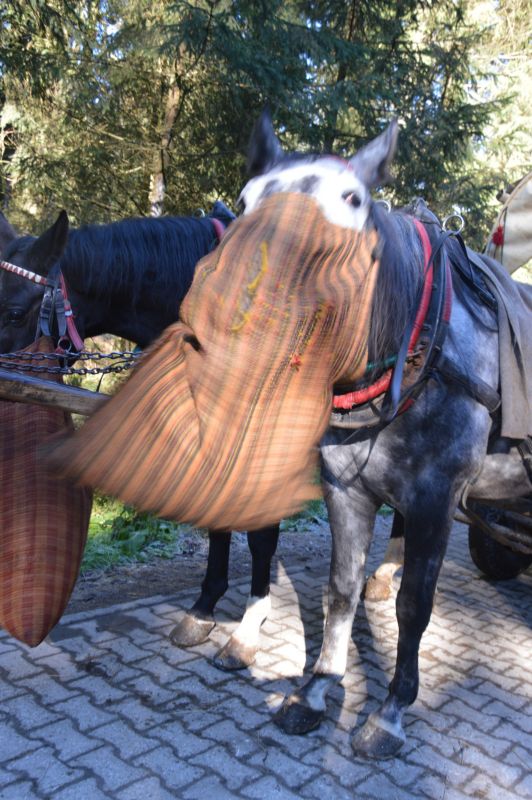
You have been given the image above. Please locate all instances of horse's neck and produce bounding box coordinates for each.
[59,220,204,347]
[366,212,424,366]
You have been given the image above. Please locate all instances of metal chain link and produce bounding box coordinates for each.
[0,349,142,376]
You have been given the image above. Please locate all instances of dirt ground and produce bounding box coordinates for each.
[65,521,337,615]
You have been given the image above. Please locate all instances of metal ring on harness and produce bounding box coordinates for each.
[374,199,392,213]
[442,213,465,234]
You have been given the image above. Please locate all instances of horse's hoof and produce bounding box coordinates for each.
[273,694,324,735]
[169,614,215,647]
[364,575,392,601]
[212,637,257,671]
[352,712,405,759]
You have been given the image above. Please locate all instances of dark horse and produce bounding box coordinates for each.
[0,202,281,669]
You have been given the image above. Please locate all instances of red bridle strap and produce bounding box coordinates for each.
[211,217,226,243]
[59,273,85,352]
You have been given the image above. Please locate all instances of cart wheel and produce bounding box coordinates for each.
[468,521,532,580]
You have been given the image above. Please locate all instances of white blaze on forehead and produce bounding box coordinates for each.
[239,159,371,231]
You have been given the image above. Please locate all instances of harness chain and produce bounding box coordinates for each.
[0,350,141,376]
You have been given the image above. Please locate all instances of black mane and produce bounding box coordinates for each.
[5,215,220,316]
[63,215,219,313]
[366,203,425,370]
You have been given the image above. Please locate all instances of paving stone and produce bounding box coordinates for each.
[483,702,532,732]
[181,774,245,800]
[212,697,271,731]
[0,724,42,761]
[52,777,116,799]
[135,745,204,790]
[460,746,523,790]
[90,720,160,758]
[176,708,225,734]
[450,720,512,758]
[76,745,149,792]
[0,780,38,799]
[116,775,180,800]
[2,694,62,731]
[17,673,80,705]
[514,771,532,798]
[32,652,87,683]
[301,746,371,787]
[52,695,115,732]
[0,651,47,681]
[142,640,200,667]
[0,677,25,703]
[5,745,85,796]
[28,718,105,760]
[0,637,18,654]
[190,744,261,791]
[120,675,176,707]
[357,771,426,800]
[457,772,509,800]
[154,719,212,758]
[200,719,260,757]
[438,700,502,734]
[242,775,305,800]
[262,747,320,788]
[476,681,530,710]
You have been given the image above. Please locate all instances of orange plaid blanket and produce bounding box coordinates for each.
[50,194,379,530]
[0,338,92,646]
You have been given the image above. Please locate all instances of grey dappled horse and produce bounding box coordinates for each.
[232,112,531,757]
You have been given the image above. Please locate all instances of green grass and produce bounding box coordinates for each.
[82,494,199,574]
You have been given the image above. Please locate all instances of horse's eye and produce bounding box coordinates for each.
[343,191,362,208]
[6,309,25,324]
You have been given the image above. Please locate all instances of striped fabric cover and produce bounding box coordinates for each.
[0,337,92,646]
[50,194,379,531]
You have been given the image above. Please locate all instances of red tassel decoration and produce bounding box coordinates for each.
[492,225,504,247]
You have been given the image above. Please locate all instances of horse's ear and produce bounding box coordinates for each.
[0,211,17,255]
[349,119,399,189]
[26,210,69,275]
[247,108,283,178]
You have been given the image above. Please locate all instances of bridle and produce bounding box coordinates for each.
[0,258,84,354]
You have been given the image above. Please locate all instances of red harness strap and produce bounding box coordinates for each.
[58,273,84,353]
[333,218,435,410]
[211,217,227,243]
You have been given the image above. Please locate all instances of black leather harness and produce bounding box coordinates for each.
[330,218,501,434]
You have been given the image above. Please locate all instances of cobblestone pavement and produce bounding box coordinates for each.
[0,521,531,800]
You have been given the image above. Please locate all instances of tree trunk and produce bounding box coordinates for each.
[149,81,182,217]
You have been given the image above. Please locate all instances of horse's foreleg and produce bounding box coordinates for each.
[213,524,280,671]
[275,482,377,734]
[353,495,453,758]
[364,511,404,601]
[169,530,231,647]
